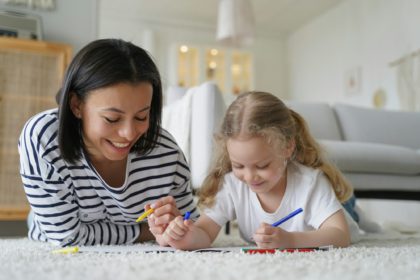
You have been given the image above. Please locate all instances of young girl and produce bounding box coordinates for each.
[18,39,197,247]
[162,91,359,250]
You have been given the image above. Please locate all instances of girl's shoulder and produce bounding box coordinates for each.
[289,162,324,187]
[223,171,239,184]
[221,172,249,193]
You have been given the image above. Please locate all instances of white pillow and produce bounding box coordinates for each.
[165,85,187,105]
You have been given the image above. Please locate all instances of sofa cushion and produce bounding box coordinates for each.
[334,104,420,149]
[343,173,420,192]
[286,102,343,141]
[320,140,420,175]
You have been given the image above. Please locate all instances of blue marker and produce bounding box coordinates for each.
[272,208,303,227]
[184,211,191,220]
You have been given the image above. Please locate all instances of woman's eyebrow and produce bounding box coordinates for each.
[101,106,150,114]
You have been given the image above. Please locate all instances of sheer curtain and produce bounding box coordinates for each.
[395,52,420,111]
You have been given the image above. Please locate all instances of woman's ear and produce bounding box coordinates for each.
[69,92,82,119]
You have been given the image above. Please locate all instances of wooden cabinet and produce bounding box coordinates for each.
[0,37,72,220]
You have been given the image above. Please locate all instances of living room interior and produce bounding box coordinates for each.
[0,0,419,279]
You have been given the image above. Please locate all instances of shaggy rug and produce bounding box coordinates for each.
[0,228,419,280]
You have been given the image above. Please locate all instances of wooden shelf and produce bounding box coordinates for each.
[0,207,31,221]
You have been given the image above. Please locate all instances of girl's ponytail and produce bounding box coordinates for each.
[197,138,231,208]
[290,110,353,202]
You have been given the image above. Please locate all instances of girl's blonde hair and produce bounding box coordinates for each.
[198,91,353,207]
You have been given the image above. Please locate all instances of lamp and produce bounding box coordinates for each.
[216,0,255,47]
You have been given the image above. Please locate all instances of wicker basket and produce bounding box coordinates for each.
[0,37,71,220]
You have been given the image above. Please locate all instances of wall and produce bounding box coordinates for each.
[0,0,97,52]
[287,0,420,109]
[97,0,286,104]
[286,0,420,230]
[0,0,287,103]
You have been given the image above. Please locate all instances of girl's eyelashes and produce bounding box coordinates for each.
[231,162,243,169]
[232,165,243,169]
[232,163,269,169]
[257,163,270,169]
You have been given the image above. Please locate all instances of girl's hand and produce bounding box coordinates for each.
[146,196,181,246]
[253,223,292,249]
[162,216,194,247]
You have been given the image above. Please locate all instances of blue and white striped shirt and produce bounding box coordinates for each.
[18,108,198,247]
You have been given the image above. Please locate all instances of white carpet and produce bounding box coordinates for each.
[1,229,419,280]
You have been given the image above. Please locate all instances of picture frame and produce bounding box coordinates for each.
[345,67,362,95]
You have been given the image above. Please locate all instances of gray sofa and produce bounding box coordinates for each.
[287,102,420,200]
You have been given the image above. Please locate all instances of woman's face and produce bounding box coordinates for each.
[71,82,153,163]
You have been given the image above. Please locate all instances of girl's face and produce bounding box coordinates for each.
[70,82,153,163]
[227,136,293,195]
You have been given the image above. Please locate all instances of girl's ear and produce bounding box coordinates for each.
[285,139,296,159]
[69,92,82,119]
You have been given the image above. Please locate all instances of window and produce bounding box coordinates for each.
[172,44,254,101]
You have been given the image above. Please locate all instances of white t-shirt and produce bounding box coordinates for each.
[204,162,358,243]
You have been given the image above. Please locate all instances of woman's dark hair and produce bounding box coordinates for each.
[58,38,163,163]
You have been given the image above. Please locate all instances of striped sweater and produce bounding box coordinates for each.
[18,108,198,247]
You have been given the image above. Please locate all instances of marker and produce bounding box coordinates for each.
[136,208,154,223]
[271,207,303,227]
[52,246,79,254]
[242,245,333,254]
[184,211,191,220]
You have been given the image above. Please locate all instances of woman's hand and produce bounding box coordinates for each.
[146,196,181,246]
[253,223,292,249]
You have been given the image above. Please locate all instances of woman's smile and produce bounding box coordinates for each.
[109,140,131,149]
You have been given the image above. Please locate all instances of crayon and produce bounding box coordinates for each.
[136,208,154,223]
[272,208,303,227]
[52,246,79,254]
[184,211,191,220]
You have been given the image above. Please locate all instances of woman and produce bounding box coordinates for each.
[19,39,197,247]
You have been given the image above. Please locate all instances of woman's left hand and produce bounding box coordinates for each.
[253,223,292,249]
[146,196,181,246]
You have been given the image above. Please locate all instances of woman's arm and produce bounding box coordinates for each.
[253,209,350,249]
[146,141,199,245]
[19,116,141,247]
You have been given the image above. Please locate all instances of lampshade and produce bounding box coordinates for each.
[216,0,255,47]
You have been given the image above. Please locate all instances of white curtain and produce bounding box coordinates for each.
[396,52,420,111]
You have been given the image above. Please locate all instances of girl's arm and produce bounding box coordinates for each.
[253,209,350,249]
[163,214,222,250]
